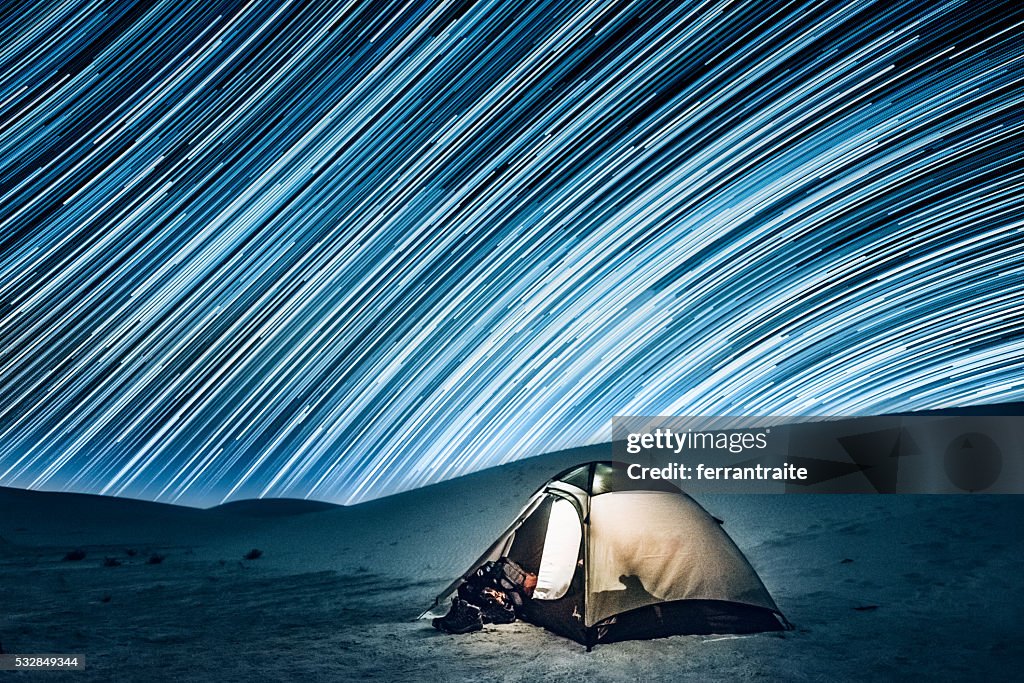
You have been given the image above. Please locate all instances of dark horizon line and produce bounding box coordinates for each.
[2,401,1021,511]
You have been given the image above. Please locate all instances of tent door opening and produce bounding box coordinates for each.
[533,496,582,600]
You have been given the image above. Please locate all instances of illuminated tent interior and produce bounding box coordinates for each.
[428,461,790,647]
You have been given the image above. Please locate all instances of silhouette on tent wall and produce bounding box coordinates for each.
[591,574,657,618]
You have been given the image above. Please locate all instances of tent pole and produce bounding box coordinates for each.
[583,462,596,651]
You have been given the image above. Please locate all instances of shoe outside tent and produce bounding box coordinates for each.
[425,461,790,648]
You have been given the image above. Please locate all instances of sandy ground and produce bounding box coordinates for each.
[1,445,1021,681]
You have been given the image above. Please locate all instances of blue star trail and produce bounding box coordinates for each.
[0,0,1022,505]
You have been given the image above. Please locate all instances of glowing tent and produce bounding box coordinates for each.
[427,461,790,647]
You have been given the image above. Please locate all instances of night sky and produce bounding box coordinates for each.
[0,0,1022,505]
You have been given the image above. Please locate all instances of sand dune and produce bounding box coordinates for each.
[210,498,342,518]
[1,445,1021,681]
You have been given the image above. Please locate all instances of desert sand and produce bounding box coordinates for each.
[1,444,1021,681]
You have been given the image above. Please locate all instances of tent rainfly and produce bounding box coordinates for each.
[426,461,791,648]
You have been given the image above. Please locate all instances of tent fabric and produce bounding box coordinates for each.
[429,461,788,646]
[592,600,787,643]
[507,494,553,574]
[534,497,582,600]
[587,491,778,626]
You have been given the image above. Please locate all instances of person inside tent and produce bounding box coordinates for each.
[432,557,537,634]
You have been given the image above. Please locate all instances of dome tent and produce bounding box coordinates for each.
[426,461,790,648]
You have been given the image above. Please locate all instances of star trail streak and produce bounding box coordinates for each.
[0,0,1022,505]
